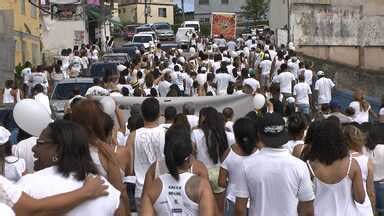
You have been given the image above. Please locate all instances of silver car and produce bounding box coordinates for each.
[50,78,94,119]
[153,22,175,41]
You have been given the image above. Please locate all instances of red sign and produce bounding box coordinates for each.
[211,13,236,39]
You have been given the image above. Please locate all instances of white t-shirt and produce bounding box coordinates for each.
[173,71,185,91]
[186,115,199,129]
[212,62,221,73]
[0,175,22,208]
[21,68,32,85]
[134,126,165,198]
[235,148,315,216]
[275,72,295,94]
[282,140,305,154]
[349,101,370,124]
[191,129,235,169]
[12,137,37,173]
[81,56,89,69]
[287,61,300,79]
[304,69,313,86]
[214,73,234,95]
[85,86,110,96]
[273,58,285,78]
[225,121,234,133]
[259,60,272,75]
[70,56,82,73]
[315,77,335,104]
[293,82,312,105]
[4,156,26,182]
[34,93,52,115]
[227,41,237,51]
[31,72,48,89]
[243,78,260,92]
[0,202,15,216]
[17,166,120,216]
[196,73,207,86]
[158,80,172,97]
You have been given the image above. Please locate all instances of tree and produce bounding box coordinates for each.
[241,0,270,22]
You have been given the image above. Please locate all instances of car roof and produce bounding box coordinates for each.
[134,33,153,37]
[103,53,129,57]
[122,42,144,47]
[184,21,199,24]
[56,78,94,84]
[178,27,195,31]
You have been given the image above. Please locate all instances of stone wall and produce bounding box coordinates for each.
[0,10,15,88]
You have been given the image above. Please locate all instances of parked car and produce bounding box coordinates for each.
[113,46,140,59]
[50,78,94,119]
[88,62,118,79]
[160,43,180,52]
[121,24,138,41]
[132,33,156,49]
[152,22,175,41]
[101,53,130,64]
[182,21,200,33]
[122,42,145,50]
[135,25,154,34]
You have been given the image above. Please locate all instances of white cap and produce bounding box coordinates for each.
[252,36,257,40]
[178,56,186,64]
[379,107,384,116]
[287,97,295,104]
[189,47,196,53]
[135,50,141,54]
[117,64,127,72]
[212,44,218,49]
[0,126,11,145]
[223,51,228,55]
[201,66,207,71]
[317,71,325,76]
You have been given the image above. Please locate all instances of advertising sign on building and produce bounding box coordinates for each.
[211,12,236,39]
[74,31,85,46]
[51,3,83,20]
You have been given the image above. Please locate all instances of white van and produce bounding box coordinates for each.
[176,27,196,43]
[182,21,200,33]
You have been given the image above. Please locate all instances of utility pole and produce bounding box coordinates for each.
[145,0,148,24]
[181,0,185,22]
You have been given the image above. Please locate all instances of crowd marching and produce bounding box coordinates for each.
[0,31,384,216]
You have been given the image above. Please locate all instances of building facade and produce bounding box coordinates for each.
[0,0,41,66]
[119,0,174,25]
[269,0,288,30]
[194,0,246,24]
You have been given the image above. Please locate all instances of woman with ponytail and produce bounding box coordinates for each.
[192,107,235,215]
[141,126,215,215]
[218,118,260,216]
[349,89,374,124]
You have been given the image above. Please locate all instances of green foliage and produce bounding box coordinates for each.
[241,0,270,22]
[200,24,210,37]
[14,63,24,77]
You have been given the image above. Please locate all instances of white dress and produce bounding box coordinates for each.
[307,158,360,216]
[3,156,26,182]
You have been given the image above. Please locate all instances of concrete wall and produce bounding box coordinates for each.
[291,0,384,71]
[0,10,15,87]
[269,0,288,30]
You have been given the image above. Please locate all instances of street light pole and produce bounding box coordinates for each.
[181,0,185,22]
[145,0,148,24]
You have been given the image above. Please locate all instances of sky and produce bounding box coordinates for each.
[174,0,194,12]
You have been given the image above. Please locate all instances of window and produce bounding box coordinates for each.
[19,0,25,15]
[158,8,166,17]
[30,0,37,17]
[221,0,228,4]
[199,0,209,5]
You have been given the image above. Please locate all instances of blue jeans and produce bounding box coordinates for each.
[376,181,384,215]
[296,103,310,114]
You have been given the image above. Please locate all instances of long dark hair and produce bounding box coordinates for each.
[0,138,14,175]
[308,119,348,165]
[199,107,229,163]
[164,126,193,180]
[48,120,98,181]
[233,118,257,155]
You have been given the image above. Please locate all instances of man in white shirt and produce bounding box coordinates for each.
[182,102,199,129]
[69,51,82,78]
[126,98,165,203]
[259,54,272,92]
[293,74,312,114]
[287,56,300,80]
[158,72,172,97]
[314,71,335,106]
[273,63,295,100]
[235,113,315,216]
[304,62,313,87]
[242,69,260,93]
[214,63,234,95]
[227,39,237,51]
[33,84,51,116]
[21,61,32,97]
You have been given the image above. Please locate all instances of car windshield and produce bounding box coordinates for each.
[185,24,198,31]
[102,55,128,63]
[113,47,138,58]
[89,63,117,78]
[154,24,170,30]
[136,27,152,33]
[52,83,93,100]
[133,36,152,43]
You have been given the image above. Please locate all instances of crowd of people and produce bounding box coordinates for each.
[0,31,383,216]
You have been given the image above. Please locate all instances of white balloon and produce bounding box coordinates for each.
[100,96,116,116]
[13,99,52,137]
[253,94,266,110]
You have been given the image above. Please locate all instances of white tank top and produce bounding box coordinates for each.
[2,88,14,104]
[351,153,374,216]
[154,172,199,215]
[134,126,165,198]
[307,158,360,216]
